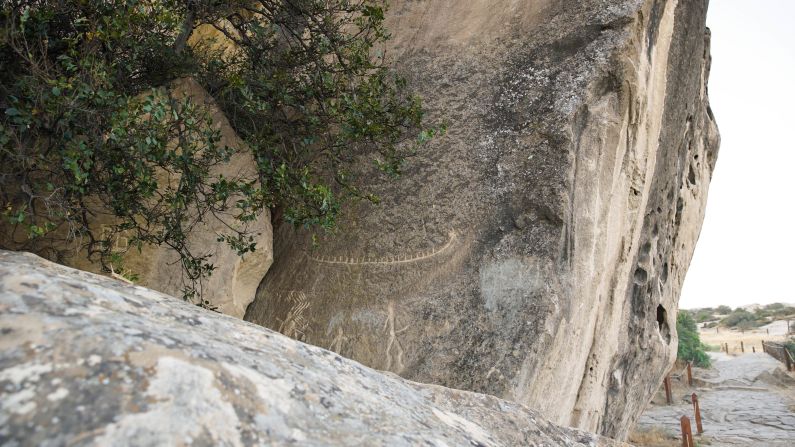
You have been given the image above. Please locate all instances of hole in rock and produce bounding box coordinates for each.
[641,242,652,256]
[634,267,648,284]
[656,304,671,343]
[688,165,697,186]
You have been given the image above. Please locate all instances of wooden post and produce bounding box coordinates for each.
[752,346,756,353]
[680,415,694,447]
[741,341,744,353]
[763,341,767,354]
[786,351,793,372]
[692,393,704,434]
[767,328,770,335]
[664,375,673,405]
[687,362,693,386]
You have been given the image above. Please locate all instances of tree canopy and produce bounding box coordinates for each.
[0,0,440,302]
[677,310,711,368]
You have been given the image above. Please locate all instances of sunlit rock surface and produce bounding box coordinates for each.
[0,251,626,446]
[245,0,719,438]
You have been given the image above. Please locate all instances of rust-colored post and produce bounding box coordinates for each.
[741,341,744,353]
[664,375,673,405]
[692,393,703,434]
[680,415,694,447]
[687,362,693,386]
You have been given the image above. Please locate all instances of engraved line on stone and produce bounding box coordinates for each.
[306,230,458,265]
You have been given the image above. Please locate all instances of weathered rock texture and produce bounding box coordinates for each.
[51,79,272,319]
[0,251,624,446]
[245,0,719,439]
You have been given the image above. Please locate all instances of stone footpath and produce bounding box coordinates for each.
[634,353,795,446]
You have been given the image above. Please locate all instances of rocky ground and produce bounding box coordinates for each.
[631,352,795,446]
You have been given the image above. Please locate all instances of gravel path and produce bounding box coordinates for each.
[634,353,795,446]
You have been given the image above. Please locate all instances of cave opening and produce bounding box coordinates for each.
[656,304,671,343]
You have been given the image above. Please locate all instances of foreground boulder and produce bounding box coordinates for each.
[0,251,623,446]
[245,0,719,439]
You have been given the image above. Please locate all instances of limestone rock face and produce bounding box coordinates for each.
[245,0,719,439]
[139,79,273,319]
[0,251,623,446]
[65,79,272,319]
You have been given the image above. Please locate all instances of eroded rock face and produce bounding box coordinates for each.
[245,0,719,438]
[0,251,623,446]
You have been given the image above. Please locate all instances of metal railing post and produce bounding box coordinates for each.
[664,375,673,405]
[692,393,703,434]
[686,362,693,387]
[680,415,694,447]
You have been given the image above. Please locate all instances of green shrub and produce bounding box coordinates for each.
[677,311,711,367]
[0,1,441,303]
[721,309,760,328]
[716,305,732,315]
[692,308,715,323]
[785,338,795,359]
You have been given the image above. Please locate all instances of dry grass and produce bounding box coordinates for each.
[699,326,787,355]
[629,426,713,447]
[628,426,677,446]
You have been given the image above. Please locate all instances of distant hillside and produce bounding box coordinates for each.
[683,303,795,330]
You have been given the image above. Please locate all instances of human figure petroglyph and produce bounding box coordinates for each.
[329,326,346,354]
[383,301,409,372]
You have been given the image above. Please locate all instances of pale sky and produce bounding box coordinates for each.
[680,1,795,309]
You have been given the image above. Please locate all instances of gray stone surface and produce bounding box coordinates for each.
[245,0,719,439]
[635,353,795,446]
[0,250,624,447]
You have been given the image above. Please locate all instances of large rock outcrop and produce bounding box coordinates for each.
[0,250,623,446]
[245,0,719,439]
[8,78,273,319]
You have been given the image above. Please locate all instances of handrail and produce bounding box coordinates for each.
[762,340,794,371]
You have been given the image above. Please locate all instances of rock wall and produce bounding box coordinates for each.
[245,0,719,439]
[20,79,273,319]
[0,250,624,446]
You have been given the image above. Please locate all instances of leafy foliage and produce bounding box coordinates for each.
[677,311,711,368]
[720,309,761,329]
[0,1,440,302]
